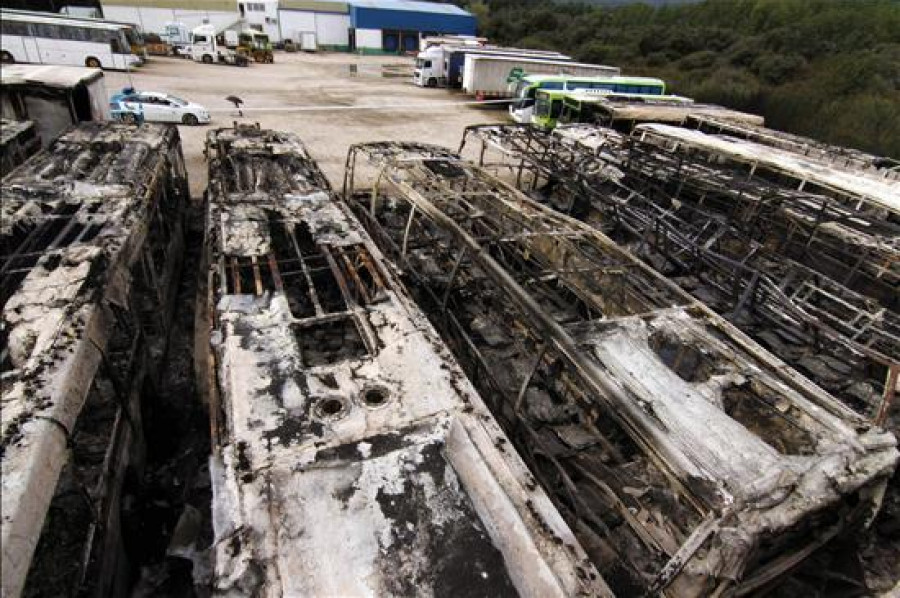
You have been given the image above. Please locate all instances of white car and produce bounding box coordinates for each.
[115,90,211,125]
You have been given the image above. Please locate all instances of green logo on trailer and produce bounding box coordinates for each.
[507,67,525,83]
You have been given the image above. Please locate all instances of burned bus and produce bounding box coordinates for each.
[343,141,898,596]
[200,124,609,596]
[1,122,188,597]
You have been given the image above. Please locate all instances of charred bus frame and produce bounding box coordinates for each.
[1,123,187,597]
[200,124,609,597]
[344,141,898,596]
[459,124,900,425]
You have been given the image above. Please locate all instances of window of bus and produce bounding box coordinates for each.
[583,104,601,123]
[124,28,143,47]
[66,28,113,44]
[613,84,664,95]
[560,100,579,123]
[512,81,530,109]
[33,23,64,39]
[1,20,30,36]
[550,99,563,118]
[536,95,563,119]
[60,26,92,41]
[535,95,550,117]
[516,81,565,109]
[110,34,126,54]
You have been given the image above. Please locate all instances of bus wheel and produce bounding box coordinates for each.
[1,51,14,64]
[85,57,101,68]
[202,54,213,64]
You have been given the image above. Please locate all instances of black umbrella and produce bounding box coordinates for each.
[225,95,244,117]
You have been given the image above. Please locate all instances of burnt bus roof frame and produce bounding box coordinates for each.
[458,124,900,425]
[1,122,188,597]
[343,141,898,596]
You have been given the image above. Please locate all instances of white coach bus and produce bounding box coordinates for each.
[0,9,143,70]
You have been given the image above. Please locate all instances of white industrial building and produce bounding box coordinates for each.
[277,0,350,50]
[101,0,244,36]
[98,0,474,52]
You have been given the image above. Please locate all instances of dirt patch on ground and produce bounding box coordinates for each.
[105,53,507,197]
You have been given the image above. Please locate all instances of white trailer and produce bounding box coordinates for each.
[161,21,190,55]
[414,44,571,88]
[462,54,620,99]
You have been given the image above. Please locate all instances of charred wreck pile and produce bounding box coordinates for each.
[344,141,898,596]
[460,123,900,424]
[0,123,188,597]
[201,124,608,597]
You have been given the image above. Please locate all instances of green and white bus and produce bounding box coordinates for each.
[532,88,692,130]
[531,88,570,130]
[510,74,666,123]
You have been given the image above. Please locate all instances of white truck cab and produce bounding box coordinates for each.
[190,24,248,66]
[413,46,445,87]
[190,25,217,62]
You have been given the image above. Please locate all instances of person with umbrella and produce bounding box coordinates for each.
[226,95,244,117]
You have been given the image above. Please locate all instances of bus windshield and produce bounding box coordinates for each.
[514,80,529,98]
[124,27,143,46]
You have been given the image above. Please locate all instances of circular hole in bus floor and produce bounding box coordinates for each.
[315,397,348,420]
[362,386,390,408]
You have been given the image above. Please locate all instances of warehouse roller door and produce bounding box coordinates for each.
[382,31,398,52]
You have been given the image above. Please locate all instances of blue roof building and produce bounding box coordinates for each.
[347,0,476,53]
[100,0,476,53]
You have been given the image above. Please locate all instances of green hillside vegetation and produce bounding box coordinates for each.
[465,0,900,158]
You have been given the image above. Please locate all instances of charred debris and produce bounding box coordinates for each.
[343,140,898,596]
[1,122,188,597]
[0,119,41,174]
[2,118,899,598]
[459,123,900,426]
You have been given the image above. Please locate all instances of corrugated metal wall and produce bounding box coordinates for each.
[279,9,350,48]
[350,7,475,35]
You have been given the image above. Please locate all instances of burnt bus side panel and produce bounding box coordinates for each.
[1,123,187,598]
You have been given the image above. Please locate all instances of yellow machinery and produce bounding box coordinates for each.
[237,31,274,63]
